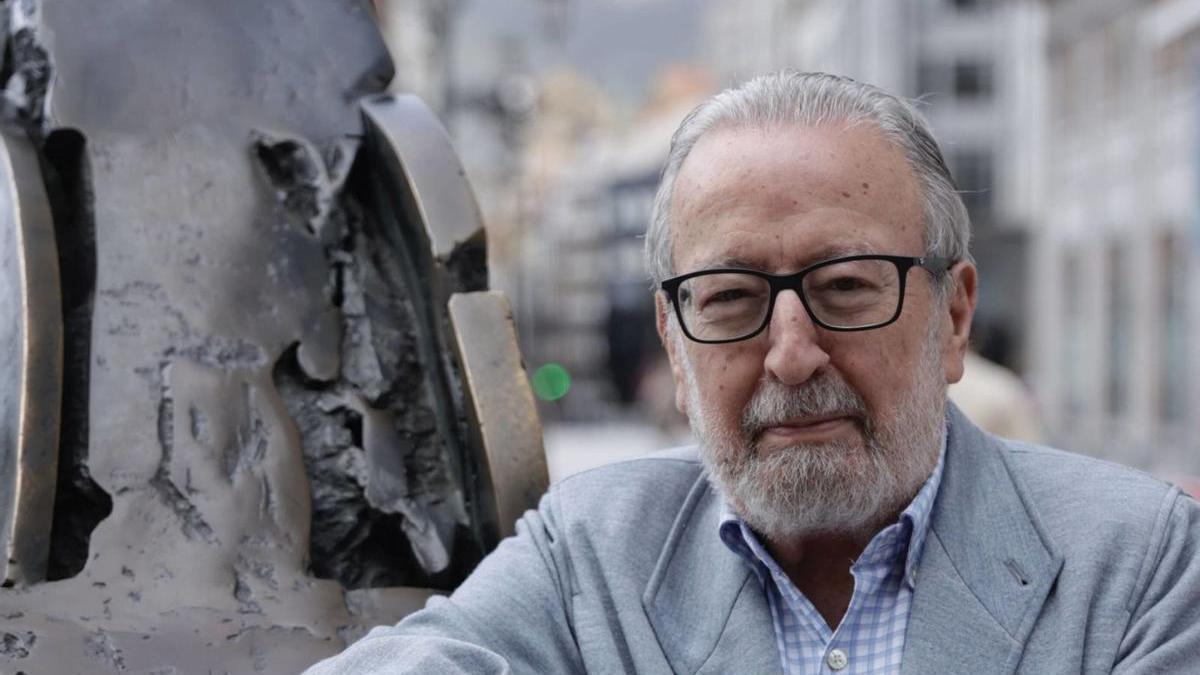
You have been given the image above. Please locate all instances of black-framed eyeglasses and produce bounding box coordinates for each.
[660,254,952,344]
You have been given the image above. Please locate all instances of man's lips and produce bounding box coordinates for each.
[756,414,860,441]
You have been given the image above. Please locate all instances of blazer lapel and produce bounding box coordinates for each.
[902,405,1064,675]
[643,473,781,675]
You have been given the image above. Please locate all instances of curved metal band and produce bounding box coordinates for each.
[449,291,549,538]
[359,94,548,542]
[0,129,63,586]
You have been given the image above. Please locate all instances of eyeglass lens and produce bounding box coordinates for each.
[676,259,903,340]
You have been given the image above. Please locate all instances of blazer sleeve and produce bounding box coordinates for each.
[304,487,584,675]
[1112,489,1200,673]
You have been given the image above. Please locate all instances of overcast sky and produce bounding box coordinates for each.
[455,0,706,107]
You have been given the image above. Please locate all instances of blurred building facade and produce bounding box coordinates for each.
[372,0,458,109]
[704,0,1045,370]
[521,71,621,419]
[1030,0,1200,475]
[524,69,711,421]
[702,0,1200,473]
[372,0,1200,475]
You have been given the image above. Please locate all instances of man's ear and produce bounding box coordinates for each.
[655,292,689,415]
[941,261,977,384]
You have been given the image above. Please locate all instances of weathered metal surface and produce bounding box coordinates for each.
[0,128,63,587]
[449,291,550,539]
[0,0,547,671]
[356,92,494,548]
[360,94,489,272]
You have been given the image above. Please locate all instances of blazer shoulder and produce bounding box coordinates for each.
[549,446,704,509]
[1000,439,1182,556]
[543,446,707,546]
[1003,440,1174,503]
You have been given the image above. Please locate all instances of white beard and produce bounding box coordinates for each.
[679,320,946,544]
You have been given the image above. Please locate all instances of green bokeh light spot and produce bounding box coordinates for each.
[531,363,571,401]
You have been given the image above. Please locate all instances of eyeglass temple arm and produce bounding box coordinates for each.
[918,256,954,274]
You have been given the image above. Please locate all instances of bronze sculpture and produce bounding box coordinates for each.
[0,0,547,671]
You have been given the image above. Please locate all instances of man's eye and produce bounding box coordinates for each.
[825,277,868,291]
[707,288,752,304]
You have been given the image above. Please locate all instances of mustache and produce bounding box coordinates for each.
[741,372,870,438]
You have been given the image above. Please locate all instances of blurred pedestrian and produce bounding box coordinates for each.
[949,349,1043,442]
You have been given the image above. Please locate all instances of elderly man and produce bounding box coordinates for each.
[309,72,1200,673]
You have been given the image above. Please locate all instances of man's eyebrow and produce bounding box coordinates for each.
[804,244,876,263]
[693,245,878,272]
[702,255,762,270]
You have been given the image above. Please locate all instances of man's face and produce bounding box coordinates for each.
[657,123,976,540]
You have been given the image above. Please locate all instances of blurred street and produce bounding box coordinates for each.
[544,420,692,482]
[376,0,1200,481]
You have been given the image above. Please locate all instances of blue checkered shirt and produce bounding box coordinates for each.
[718,438,946,675]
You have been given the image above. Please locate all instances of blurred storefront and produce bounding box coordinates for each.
[705,0,1045,370]
[374,0,1200,479]
[1031,0,1200,476]
[524,68,712,422]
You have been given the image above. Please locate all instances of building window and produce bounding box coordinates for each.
[609,175,657,237]
[1158,231,1188,422]
[948,151,993,223]
[953,61,993,100]
[918,59,992,101]
[1062,251,1085,417]
[917,60,944,98]
[917,62,932,96]
[1049,46,1076,123]
[1106,242,1130,416]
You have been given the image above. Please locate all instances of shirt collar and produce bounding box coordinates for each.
[718,428,947,589]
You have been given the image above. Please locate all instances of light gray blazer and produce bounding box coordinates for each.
[307,406,1200,673]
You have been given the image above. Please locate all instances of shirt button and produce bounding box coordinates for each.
[827,648,848,671]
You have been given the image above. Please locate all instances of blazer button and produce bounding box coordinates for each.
[826,648,849,671]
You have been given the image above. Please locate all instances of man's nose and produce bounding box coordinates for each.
[762,290,831,385]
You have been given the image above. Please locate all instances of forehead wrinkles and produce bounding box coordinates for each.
[668,125,925,268]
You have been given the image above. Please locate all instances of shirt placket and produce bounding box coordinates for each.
[769,565,836,674]
[787,534,904,674]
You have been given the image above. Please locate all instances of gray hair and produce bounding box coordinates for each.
[645,71,972,293]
